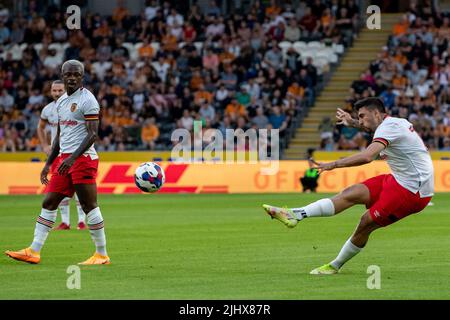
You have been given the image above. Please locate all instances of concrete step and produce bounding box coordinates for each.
[321,81,353,87]
[289,142,321,147]
[347,48,384,54]
[337,61,371,68]
[297,127,318,133]
[342,51,379,60]
[321,88,350,94]
[302,119,324,125]
[337,66,367,72]
[308,108,337,115]
[284,149,311,154]
[290,134,321,141]
[316,96,349,102]
[309,106,339,112]
[315,100,348,106]
[350,43,385,49]
[353,37,390,43]
[316,92,348,99]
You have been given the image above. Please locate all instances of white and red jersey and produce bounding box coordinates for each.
[40,101,58,144]
[372,116,434,197]
[56,87,100,158]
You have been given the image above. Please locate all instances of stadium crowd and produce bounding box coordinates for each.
[327,2,450,152]
[0,0,359,152]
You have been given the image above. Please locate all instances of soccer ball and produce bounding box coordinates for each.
[134,162,165,193]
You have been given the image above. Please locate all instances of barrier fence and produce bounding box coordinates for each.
[1,161,449,194]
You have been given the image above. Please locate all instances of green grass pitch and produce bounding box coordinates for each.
[0,193,449,299]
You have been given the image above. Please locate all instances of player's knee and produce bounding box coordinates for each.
[357,213,379,234]
[79,202,97,214]
[340,184,369,205]
[42,197,59,211]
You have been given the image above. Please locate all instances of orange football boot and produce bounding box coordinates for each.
[5,247,41,264]
[78,253,110,265]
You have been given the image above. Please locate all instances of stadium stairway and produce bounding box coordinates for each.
[283,13,402,160]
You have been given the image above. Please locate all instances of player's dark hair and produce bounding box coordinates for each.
[52,80,64,86]
[354,97,386,113]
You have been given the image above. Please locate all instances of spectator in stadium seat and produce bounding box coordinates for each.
[138,38,155,59]
[338,126,366,150]
[0,4,9,23]
[0,21,10,44]
[319,8,336,38]
[202,48,220,72]
[319,116,334,148]
[145,0,159,21]
[351,73,371,96]
[167,8,184,27]
[268,106,287,133]
[379,86,397,109]
[299,6,320,40]
[205,0,222,17]
[220,65,238,90]
[0,88,14,111]
[179,109,194,131]
[336,7,353,46]
[206,17,225,39]
[183,21,197,42]
[225,99,246,122]
[199,102,216,123]
[268,21,286,42]
[112,0,129,23]
[251,107,269,130]
[236,86,251,107]
[263,41,283,70]
[195,84,213,105]
[9,21,24,44]
[141,117,160,150]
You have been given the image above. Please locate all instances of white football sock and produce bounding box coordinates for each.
[74,194,85,223]
[330,238,362,270]
[59,198,71,225]
[291,198,335,220]
[30,208,57,252]
[76,205,85,223]
[86,207,107,256]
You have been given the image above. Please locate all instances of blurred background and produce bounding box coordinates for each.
[0,0,448,161]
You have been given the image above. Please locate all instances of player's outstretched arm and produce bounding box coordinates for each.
[37,118,51,155]
[41,124,60,185]
[311,142,385,173]
[336,108,371,132]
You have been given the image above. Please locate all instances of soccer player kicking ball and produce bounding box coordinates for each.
[5,60,110,265]
[263,97,434,275]
[37,80,87,231]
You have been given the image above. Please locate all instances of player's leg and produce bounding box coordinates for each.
[311,210,382,274]
[263,183,371,228]
[5,192,68,264]
[310,211,381,275]
[74,183,110,265]
[74,193,87,230]
[55,197,71,230]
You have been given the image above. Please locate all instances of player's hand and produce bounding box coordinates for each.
[336,108,353,126]
[309,158,337,174]
[40,165,50,185]
[58,157,75,175]
[43,145,51,156]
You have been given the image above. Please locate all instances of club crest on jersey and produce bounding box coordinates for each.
[70,103,77,112]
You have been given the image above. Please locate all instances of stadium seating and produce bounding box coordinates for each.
[0,0,358,154]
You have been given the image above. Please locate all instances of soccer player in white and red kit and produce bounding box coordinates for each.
[6,60,110,265]
[263,97,434,274]
[37,80,86,230]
